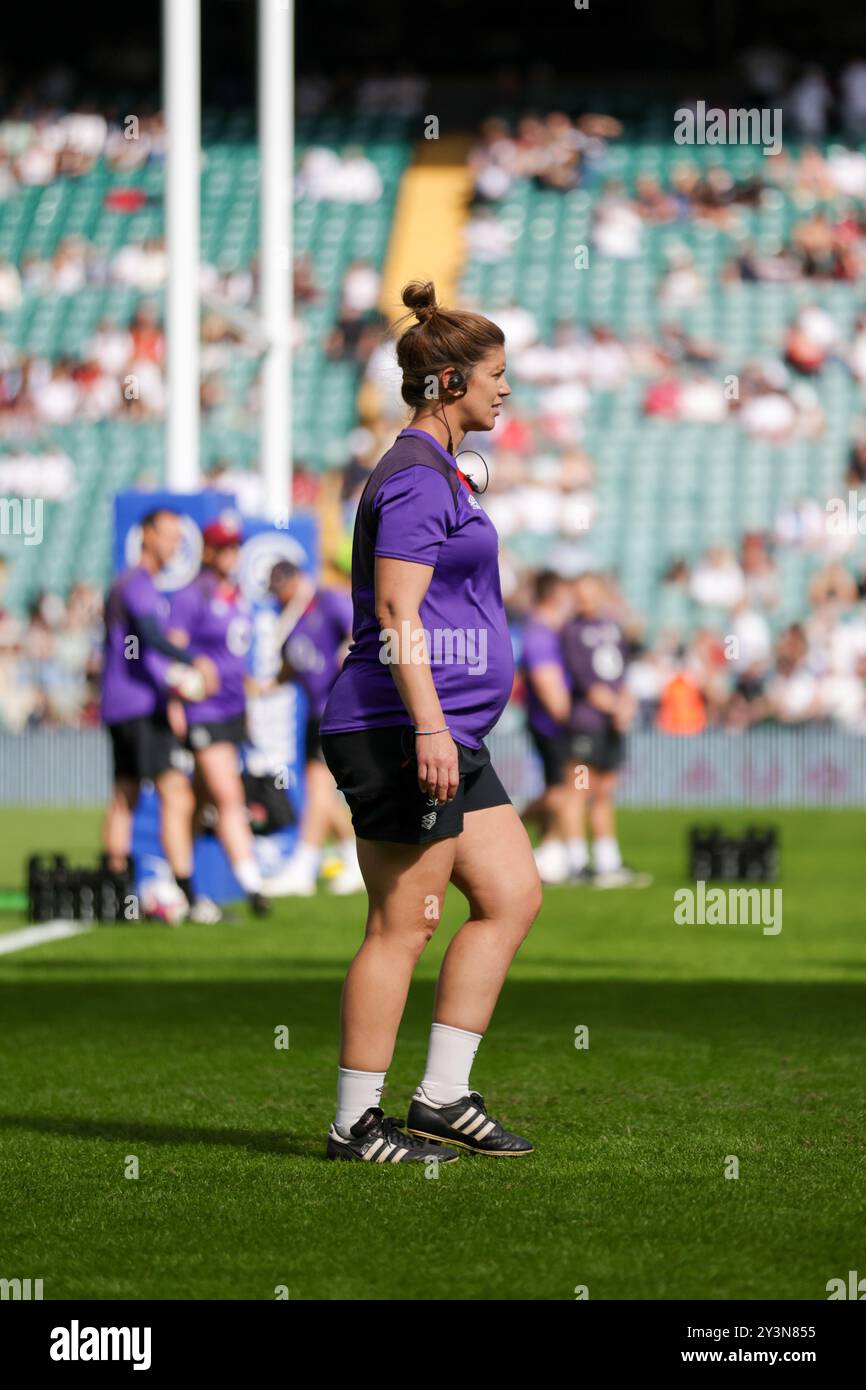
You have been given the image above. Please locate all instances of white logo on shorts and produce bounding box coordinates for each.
[421,811,438,830]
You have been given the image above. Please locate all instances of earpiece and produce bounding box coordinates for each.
[442,369,466,398]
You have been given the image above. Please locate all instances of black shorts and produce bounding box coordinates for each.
[568,727,625,773]
[529,725,569,787]
[108,713,191,782]
[321,725,511,844]
[304,714,326,764]
[187,714,248,751]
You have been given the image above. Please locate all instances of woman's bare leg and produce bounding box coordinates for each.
[434,803,542,1033]
[195,742,256,868]
[340,835,456,1070]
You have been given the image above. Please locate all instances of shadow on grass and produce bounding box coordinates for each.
[0,1112,318,1159]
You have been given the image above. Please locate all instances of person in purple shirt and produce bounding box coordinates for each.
[318,279,542,1165]
[168,513,268,919]
[100,508,219,920]
[560,571,650,889]
[520,570,574,885]
[258,561,360,898]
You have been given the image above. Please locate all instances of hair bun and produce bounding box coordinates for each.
[401,279,438,324]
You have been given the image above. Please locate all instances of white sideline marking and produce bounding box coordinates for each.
[0,920,93,956]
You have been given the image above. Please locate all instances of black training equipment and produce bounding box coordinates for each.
[688,826,779,882]
[27,854,136,923]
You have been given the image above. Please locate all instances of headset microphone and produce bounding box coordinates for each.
[454,449,490,494]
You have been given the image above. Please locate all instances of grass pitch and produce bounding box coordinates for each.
[0,807,864,1300]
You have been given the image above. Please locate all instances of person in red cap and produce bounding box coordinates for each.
[168,511,268,919]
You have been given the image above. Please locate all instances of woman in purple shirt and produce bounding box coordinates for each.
[169,514,267,920]
[320,280,542,1164]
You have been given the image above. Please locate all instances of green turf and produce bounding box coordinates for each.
[0,807,864,1300]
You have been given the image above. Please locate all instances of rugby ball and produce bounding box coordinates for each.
[166,661,207,702]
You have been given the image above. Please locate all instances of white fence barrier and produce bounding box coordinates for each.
[1,724,866,807]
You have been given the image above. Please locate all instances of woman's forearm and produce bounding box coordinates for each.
[377,604,446,729]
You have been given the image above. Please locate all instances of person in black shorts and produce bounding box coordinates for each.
[257,561,360,897]
[322,726,508,845]
[317,280,542,1165]
[520,570,575,885]
[168,516,269,919]
[108,711,190,784]
[560,572,651,889]
[100,509,219,921]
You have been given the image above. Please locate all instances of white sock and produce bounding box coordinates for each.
[335,1066,386,1135]
[593,836,622,873]
[233,858,262,894]
[567,838,589,873]
[293,842,320,876]
[339,836,359,869]
[537,837,565,857]
[417,1022,483,1106]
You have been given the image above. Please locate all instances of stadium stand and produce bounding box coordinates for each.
[5,76,866,735]
[0,108,413,614]
[457,132,866,637]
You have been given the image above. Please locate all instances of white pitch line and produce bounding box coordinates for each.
[0,920,93,956]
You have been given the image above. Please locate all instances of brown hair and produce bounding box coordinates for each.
[395,280,504,408]
[533,569,568,603]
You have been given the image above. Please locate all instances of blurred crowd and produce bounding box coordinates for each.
[0,103,165,191]
[0,70,389,443]
[465,139,866,440]
[0,564,102,730]
[6,59,866,737]
[328,420,866,739]
[618,545,866,735]
[0,249,384,435]
[9,516,866,735]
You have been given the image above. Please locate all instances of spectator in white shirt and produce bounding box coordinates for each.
[593,185,643,259]
[31,364,81,424]
[689,547,746,609]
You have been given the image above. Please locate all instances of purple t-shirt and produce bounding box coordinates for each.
[522,616,570,739]
[282,587,352,720]
[561,615,627,734]
[321,428,514,750]
[169,570,253,723]
[101,567,171,724]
